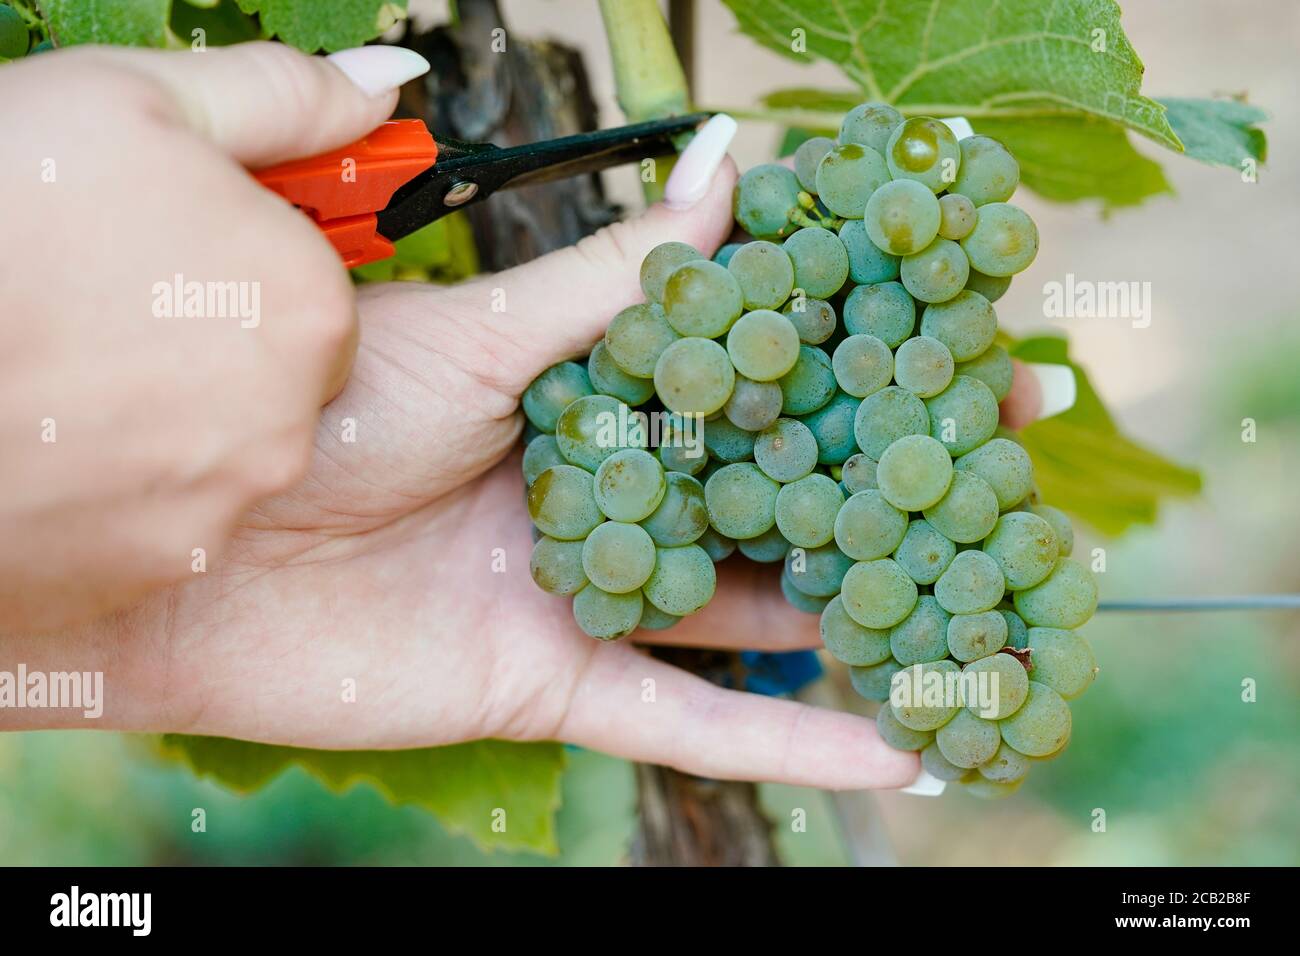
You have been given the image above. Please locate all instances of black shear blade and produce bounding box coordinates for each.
[376,112,711,241]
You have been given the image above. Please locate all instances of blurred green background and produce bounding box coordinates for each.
[2,0,1298,865]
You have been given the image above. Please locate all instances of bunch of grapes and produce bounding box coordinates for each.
[521,102,1099,796]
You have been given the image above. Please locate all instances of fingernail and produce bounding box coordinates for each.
[939,116,975,140]
[1026,363,1077,419]
[664,114,738,210]
[327,46,430,97]
[900,768,947,797]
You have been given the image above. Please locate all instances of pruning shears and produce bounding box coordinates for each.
[254,113,711,268]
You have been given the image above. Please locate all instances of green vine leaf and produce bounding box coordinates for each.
[160,736,566,856]
[233,0,406,52]
[1159,97,1268,169]
[40,0,173,47]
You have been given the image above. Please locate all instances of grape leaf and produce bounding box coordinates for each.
[1007,335,1201,535]
[234,0,406,52]
[41,0,172,47]
[1159,97,1268,168]
[160,735,566,855]
[170,0,260,47]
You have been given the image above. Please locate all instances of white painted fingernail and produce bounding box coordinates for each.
[664,114,738,210]
[1026,363,1078,419]
[900,768,947,797]
[327,46,430,97]
[940,116,975,140]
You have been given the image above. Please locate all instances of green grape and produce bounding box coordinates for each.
[784,542,855,597]
[863,178,942,256]
[643,544,716,616]
[889,595,952,666]
[834,490,908,561]
[775,474,845,548]
[841,558,919,629]
[641,241,704,302]
[954,344,1014,402]
[588,340,656,405]
[522,434,565,486]
[890,659,960,731]
[978,741,1030,783]
[529,536,588,596]
[697,527,737,562]
[947,610,1008,662]
[522,361,593,432]
[839,102,903,153]
[999,681,1071,756]
[893,335,955,398]
[819,595,892,665]
[815,143,890,218]
[723,375,784,432]
[1013,558,1098,628]
[663,260,745,337]
[712,243,743,267]
[875,434,953,511]
[658,414,708,476]
[841,453,879,493]
[581,521,657,593]
[794,135,836,192]
[853,386,930,460]
[955,438,1032,510]
[900,238,969,304]
[654,338,736,415]
[961,653,1029,720]
[923,470,999,543]
[800,391,861,464]
[527,464,603,540]
[962,774,1024,798]
[840,219,902,289]
[937,193,977,240]
[893,519,957,585]
[1029,504,1075,556]
[573,584,643,641]
[781,571,833,613]
[556,394,646,471]
[640,471,708,546]
[831,334,893,398]
[0,6,30,58]
[781,296,838,345]
[593,448,666,522]
[935,709,1000,768]
[753,418,818,482]
[924,375,1000,456]
[726,309,801,382]
[877,704,934,752]
[727,241,796,310]
[919,290,997,362]
[733,163,803,240]
[1000,608,1029,649]
[849,657,903,702]
[842,281,916,347]
[982,511,1058,590]
[922,742,968,781]
[704,462,780,539]
[1027,627,1097,699]
[638,603,683,631]
[702,417,757,463]
[960,203,1039,277]
[605,302,678,378]
[951,135,1019,206]
[934,549,1005,614]
[886,117,962,192]
[783,227,851,298]
[963,269,1012,303]
[737,524,790,563]
[778,345,837,415]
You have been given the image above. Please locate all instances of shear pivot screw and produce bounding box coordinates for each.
[444,181,479,206]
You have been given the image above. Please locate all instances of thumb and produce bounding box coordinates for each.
[101,41,429,168]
